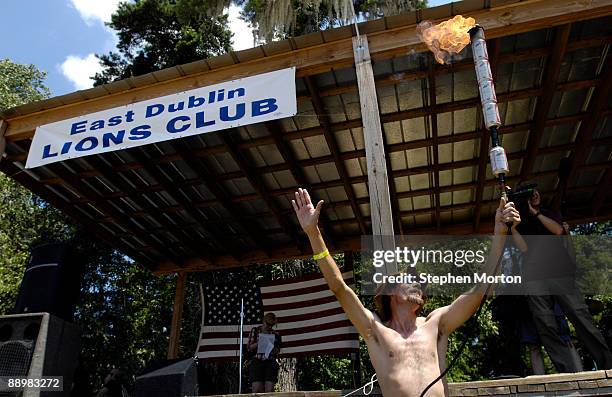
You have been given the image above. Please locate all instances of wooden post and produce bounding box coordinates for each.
[353,35,397,274]
[167,272,186,359]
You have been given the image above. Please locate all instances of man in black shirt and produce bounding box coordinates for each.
[511,182,612,372]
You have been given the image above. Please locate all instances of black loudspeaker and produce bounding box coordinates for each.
[14,243,81,321]
[0,313,80,397]
[135,358,198,397]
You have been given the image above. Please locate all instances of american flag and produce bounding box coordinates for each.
[196,269,359,360]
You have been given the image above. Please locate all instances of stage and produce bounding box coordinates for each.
[202,371,612,397]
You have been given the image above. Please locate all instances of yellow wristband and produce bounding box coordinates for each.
[313,249,330,260]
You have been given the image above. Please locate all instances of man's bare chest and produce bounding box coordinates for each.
[369,325,440,367]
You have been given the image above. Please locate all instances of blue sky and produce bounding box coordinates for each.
[0,0,454,97]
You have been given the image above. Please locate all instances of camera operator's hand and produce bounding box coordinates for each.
[495,196,521,235]
[527,200,538,216]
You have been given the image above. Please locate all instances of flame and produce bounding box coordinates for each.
[417,15,476,64]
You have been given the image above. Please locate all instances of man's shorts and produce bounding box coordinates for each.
[249,358,279,383]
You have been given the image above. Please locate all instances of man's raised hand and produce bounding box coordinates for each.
[495,195,521,234]
[292,188,323,235]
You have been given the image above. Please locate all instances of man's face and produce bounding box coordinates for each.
[529,190,541,207]
[391,283,424,312]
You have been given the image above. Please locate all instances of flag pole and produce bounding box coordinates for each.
[238,297,244,394]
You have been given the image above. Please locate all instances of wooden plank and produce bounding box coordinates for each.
[5,0,612,141]
[521,24,572,179]
[353,35,395,254]
[167,272,186,359]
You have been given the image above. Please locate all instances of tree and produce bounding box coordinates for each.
[0,60,179,394]
[94,0,233,85]
[238,0,427,42]
[0,60,66,314]
[0,59,50,112]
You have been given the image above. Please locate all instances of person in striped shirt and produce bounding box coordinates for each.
[292,188,518,397]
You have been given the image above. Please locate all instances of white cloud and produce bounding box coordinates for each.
[227,5,255,51]
[69,0,122,25]
[60,54,103,90]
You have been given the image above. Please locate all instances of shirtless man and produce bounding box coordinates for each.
[291,188,520,397]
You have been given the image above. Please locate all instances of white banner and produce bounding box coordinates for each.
[26,67,297,169]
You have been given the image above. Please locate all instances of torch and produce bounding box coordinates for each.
[469,25,509,200]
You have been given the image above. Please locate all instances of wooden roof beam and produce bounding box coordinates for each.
[217,130,306,253]
[170,138,274,257]
[521,24,572,179]
[265,120,337,246]
[353,35,396,260]
[304,75,368,235]
[127,146,239,262]
[39,160,182,261]
[84,154,206,260]
[152,202,612,274]
[567,60,612,188]
[0,159,159,267]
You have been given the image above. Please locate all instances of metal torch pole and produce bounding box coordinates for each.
[238,298,244,393]
[469,25,509,200]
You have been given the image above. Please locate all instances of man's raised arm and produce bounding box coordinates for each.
[292,188,375,337]
[437,197,521,335]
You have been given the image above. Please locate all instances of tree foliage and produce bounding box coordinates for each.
[93,0,232,85]
[238,0,427,42]
[0,59,50,111]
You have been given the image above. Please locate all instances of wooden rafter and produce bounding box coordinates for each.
[521,24,572,179]
[0,159,158,266]
[127,146,239,262]
[265,120,336,246]
[30,111,601,185]
[42,160,183,261]
[153,201,612,274]
[84,154,205,260]
[217,129,305,253]
[43,135,612,212]
[567,63,612,188]
[170,138,274,257]
[304,75,368,234]
[110,167,608,238]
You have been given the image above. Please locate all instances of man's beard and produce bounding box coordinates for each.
[405,293,424,306]
[397,284,424,306]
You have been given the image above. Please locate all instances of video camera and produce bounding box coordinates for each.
[507,183,537,215]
